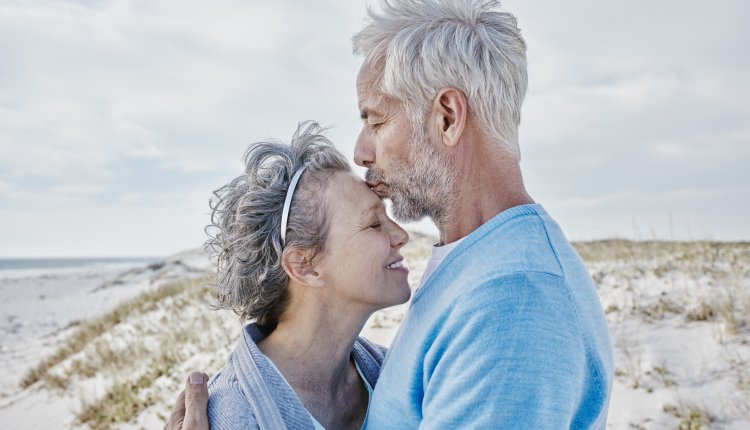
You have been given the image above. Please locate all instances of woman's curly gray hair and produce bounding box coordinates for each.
[205,121,351,330]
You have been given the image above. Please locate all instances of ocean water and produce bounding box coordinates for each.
[0,257,160,281]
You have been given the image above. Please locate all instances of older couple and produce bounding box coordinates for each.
[167,0,613,429]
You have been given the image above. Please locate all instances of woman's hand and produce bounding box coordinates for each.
[164,372,210,430]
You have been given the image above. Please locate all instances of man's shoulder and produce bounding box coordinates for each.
[452,206,572,278]
[434,205,595,297]
[452,271,579,324]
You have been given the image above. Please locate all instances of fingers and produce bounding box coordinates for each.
[163,372,210,430]
[183,371,210,430]
[165,389,186,430]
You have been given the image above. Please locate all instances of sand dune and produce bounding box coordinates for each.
[1,236,749,429]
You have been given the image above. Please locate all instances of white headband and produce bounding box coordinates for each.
[280,165,308,246]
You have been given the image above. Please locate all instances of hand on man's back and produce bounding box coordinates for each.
[164,372,210,430]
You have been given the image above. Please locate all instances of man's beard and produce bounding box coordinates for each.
[365,124,455,223]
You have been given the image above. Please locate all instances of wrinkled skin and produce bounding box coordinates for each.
[164,372,210,430]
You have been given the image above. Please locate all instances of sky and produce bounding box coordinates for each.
[0,0,748,258]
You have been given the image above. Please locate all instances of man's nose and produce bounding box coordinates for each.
[354,128,374,167]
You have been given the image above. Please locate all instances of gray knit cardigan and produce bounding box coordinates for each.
[207,323,387,430]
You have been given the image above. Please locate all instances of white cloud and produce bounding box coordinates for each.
[1,0,748,256]
[48,184,107,196]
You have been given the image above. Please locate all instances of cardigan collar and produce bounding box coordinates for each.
[232,323,384,430]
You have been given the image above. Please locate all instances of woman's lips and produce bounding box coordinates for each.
[385,257,409,274]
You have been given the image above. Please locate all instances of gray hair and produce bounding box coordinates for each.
[352,0,528,158]
[205,121,351,330]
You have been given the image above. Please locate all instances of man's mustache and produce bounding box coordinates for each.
[365,168,385,184]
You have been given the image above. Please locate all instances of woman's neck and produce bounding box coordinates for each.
[258,300,371,396]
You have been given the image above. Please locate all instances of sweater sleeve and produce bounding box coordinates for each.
[420,271,587,429]
[207,367,261,430]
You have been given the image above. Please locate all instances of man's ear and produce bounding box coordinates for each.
[432,87,467,148]
[281,247,325,288]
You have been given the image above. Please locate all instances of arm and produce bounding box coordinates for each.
[420,272,587,428]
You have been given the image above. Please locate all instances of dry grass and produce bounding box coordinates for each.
[579,240,750,426]
[76,351,181,430]
[20,277,208,390]
[17,239,750,428]
[615,328,644,389]
[574,240,749,265]
[578,240,750,327]
[59,275,235,430]
[678,409,713,430]
[663,403,714,429]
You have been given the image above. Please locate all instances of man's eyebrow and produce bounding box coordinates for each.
[359,106,381,121]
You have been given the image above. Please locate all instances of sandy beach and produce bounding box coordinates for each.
[0,251,214,429]
[1,235,749,429]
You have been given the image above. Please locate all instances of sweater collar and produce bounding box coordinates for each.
[233,323,383,429]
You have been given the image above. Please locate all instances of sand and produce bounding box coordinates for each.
[1,237,749,429]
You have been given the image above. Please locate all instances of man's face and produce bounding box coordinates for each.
[354,63,455,223]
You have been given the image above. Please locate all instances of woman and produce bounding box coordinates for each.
[205,121,410,429]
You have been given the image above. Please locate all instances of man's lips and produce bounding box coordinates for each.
[367,182,388,198]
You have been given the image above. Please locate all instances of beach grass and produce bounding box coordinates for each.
[76,350,181,430]
[20,276,209,390]
[60,274,237,430]
[13,239,750,429]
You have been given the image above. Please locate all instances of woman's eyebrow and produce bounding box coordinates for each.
[360,201,381,218]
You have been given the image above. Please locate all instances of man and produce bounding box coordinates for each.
[167,0,613,428]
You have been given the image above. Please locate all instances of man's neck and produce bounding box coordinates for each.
[435,141,534,245]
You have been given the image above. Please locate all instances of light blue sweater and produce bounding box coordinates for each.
[207,323,387,430]
[365,204,614,429]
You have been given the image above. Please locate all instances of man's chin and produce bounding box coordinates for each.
[390,197,430,223]
[371,187,389,199]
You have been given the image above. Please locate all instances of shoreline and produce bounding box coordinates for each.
[0,249,214,429]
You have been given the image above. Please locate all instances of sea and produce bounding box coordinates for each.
[0,257,160,281]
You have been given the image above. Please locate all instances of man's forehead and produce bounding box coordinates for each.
[357,85,382,115]
[357,73,389,116]
[357,71,378,102]
[356,61,385,100]
[356,61,377,88]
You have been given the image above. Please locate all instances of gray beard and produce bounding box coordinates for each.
[367,126,455,224]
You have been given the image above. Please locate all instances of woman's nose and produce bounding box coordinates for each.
[390,222,409,248]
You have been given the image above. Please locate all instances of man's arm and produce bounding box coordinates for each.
[164,372,210,430]
[420,272,588,428]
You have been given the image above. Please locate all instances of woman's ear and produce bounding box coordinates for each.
[281,247,325,288]
[432,87,467,148]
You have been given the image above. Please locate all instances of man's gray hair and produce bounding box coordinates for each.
[205,121,350,330]
[352,0,527,158]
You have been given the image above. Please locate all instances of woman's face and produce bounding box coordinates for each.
[316,171,411,310]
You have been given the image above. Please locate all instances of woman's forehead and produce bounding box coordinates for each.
[327,171,381,215]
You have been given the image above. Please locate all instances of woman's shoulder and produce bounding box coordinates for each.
[353,336,389,388]
[354,336,388,362]
[207,356,260,429]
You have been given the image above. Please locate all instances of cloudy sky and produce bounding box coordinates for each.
[1,0,748,257]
